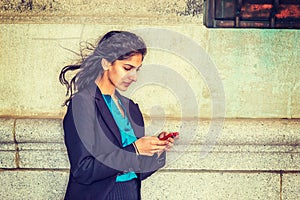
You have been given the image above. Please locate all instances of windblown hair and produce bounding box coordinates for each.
[59,31,147,106]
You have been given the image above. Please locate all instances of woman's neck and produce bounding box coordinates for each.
[95,72,115,96]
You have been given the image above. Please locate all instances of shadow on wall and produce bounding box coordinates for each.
[0,0,60,12]
[0,0,204,16]
[178,0,204,16]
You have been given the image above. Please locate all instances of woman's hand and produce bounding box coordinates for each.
[134,136,169,156]
[158,132,178,152]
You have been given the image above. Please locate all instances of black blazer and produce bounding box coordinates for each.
[63,83,165,200]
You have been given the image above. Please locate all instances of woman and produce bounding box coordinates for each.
[59,31,176,200]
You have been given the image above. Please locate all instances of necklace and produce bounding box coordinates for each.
[112,94,119,102]
[112,94,125,117]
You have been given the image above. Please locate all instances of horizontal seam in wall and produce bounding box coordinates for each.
[1,168,300,174]
[159,169,300,174]
[0,168,69,172]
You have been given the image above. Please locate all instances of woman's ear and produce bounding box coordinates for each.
[101,58,111,71]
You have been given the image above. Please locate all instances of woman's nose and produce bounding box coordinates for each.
[129,70,138,82]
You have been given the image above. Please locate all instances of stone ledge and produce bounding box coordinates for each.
[12,118,300,145]
[166,148,300,171]
[158,118,300,145]
[8,143,300,171]
[0,118,299,171]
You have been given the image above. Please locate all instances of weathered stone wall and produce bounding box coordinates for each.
[0,0,299,199]
[0,118,299,199]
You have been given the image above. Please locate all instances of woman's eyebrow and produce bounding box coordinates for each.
[124,64,142,68]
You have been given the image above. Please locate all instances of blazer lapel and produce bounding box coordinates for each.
[116,92,145,139]
[87,83,123,146]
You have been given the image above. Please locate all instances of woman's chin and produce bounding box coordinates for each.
[117,86,129,92]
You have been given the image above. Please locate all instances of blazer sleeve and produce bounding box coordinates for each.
[126,99,166,180]
[138,152,166,180]
[63,93,141,185]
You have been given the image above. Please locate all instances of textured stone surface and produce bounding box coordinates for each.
[9,118,300,171]
[18,143,69,169]
[0,170,281,200]
[12,118,299,146]
[166,145,300,171]
[15,143,300,171]
[282,174,300,200]
[0,170,68,200]
[0,119,16,168]
[145,118,300,145]
[15,118,64,143]
[142,171,280,200]
[0,118,14,142]
[0,145,16,168]
[0,117,299,199]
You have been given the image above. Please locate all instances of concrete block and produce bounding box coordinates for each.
[0,144,16,168]
[166,145,300,171]
[0,170,280,200]
[145,118,300,145]
[0,170,68,200]
[0,118,14,142]
[209,119,300,145]
[15,119,64,143]
[142,171,280,200]
[282,173,300,200]
[18,143,69,169]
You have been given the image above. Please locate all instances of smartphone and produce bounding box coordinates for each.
[159,132,179,140]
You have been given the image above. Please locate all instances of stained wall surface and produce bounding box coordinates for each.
[0,0,299,199]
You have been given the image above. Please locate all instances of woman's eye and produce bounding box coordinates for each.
[124,66,132,71]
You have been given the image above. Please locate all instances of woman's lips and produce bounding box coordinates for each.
[123,82,131,87]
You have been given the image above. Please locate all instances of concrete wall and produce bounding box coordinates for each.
[0,0,299,199]
[1,118,299,199]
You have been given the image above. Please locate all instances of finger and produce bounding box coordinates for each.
[167,138,175,143]
[150,149,162,154]
[158,132,167,139]
[151,145,167,151]
[167,142,174,147]
[151,139,169,146]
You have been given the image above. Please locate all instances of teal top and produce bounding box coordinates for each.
[102,94,138,182]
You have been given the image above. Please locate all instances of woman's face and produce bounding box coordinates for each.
[106,53,143,91]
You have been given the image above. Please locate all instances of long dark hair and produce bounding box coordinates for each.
[59,31,147,106]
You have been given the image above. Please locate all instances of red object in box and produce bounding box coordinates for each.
[159,132,179,140]
[204,0,300,28]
